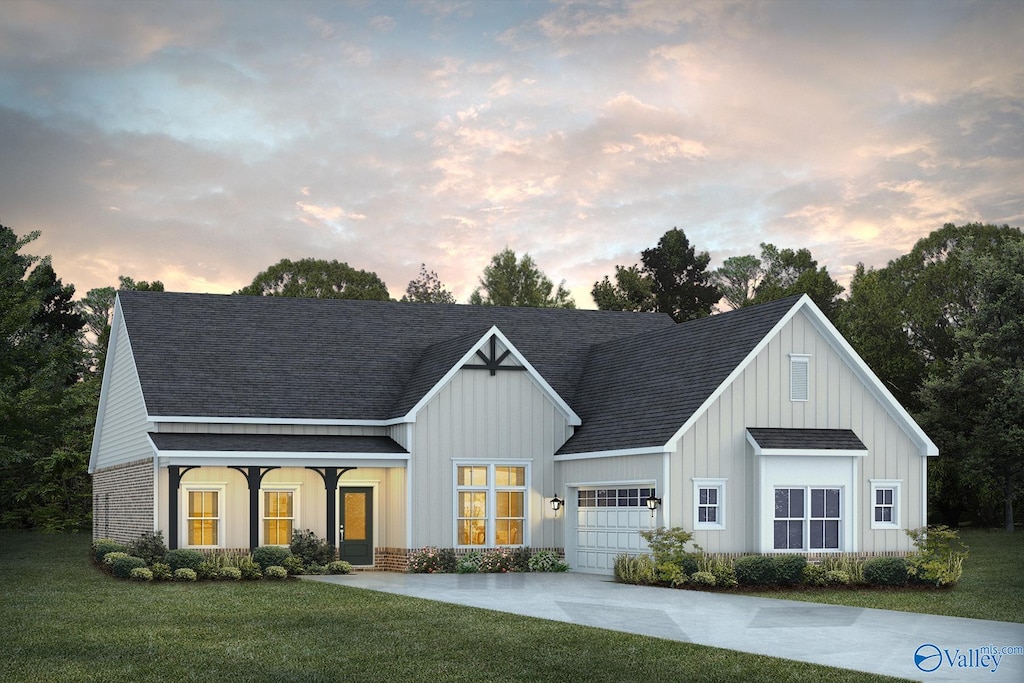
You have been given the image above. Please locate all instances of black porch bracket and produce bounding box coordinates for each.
[228,466,281,550]
[167,465,200,550]
[307,467,357,546]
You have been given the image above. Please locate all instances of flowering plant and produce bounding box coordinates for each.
[407,546,457,573]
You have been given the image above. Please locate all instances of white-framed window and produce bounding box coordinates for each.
[692,478,726,530]
[773,486,841,550]
[790,354,810,402]
[454,462,528,547]
[182,484,225,548]
[870,480,902,529]
[261,485,300,545]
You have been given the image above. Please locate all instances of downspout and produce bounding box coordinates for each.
[405,422,414,551]
[662,450,671,527]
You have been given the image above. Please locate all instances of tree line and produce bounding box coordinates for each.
[1,222,1021,532]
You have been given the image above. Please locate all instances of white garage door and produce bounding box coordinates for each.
[572,486,655,574]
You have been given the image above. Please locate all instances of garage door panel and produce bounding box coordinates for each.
[571,485,655,574]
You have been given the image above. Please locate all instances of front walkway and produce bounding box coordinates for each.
[305,572,1024,682]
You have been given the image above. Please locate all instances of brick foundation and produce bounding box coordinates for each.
[92,459,154,544]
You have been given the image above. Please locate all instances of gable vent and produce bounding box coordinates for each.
[790,355,810,402]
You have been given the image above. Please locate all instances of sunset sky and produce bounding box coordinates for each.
[2,0,1022,306]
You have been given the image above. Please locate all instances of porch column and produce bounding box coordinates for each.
[229,466,280,550]
[307,467,356,545]
[167,465,199,550]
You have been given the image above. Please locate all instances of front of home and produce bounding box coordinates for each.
[90,292,936,574]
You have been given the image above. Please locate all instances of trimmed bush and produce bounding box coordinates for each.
[825,569,851,585]
[690,571,717,587]
[734,555,778,586]
[166,548,204,572]
[264,565,288,580]
[92,539,126,564]
[657,562,687,587]
[252,545,293,571]
[456,553,480,574]
[151,562,173,581]
[130,567,153,582]
[774,554,807,585]
[699,555,738,589]
[238,556,263,580]
[613,554,657,585]
[478,548,518,573]
[305,563,327,575]
[802,563,827,586]
[290,530,336,565]
[510,547,532,572]
[173,568,197,582]
[407,547,457,573]
[102,551,130,568]
[127,531,167,565]
[196,560,220,581]
[111,555,148,579]
[527,550,569,572]
[327,560,352,575]
[219,567,242,581]
[282,555,305,575]
[863,557,909,586]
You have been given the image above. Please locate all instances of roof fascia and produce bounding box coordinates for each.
[89,295,129,474]
[404,325,582,426]
[554,446,670,461]
[156,453,409,468]
[148,416,412,426]
[797,297,939,457]
[664,296,807,454]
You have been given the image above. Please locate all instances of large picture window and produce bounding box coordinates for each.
[773,486,841,550]
[184,486,223,548]
[455,463,527,547]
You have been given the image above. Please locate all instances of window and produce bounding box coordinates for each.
[790,354,810,401]
[773,486,841,550]
[576,487,654,508]
[184,486,223,548]
[692,479,726,530]
[263,489,296,545]
[455,463,527,547]
[870,480,901,529]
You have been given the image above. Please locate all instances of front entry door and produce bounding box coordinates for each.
[339,487,373,566]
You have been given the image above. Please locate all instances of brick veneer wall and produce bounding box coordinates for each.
[92,459,154,544]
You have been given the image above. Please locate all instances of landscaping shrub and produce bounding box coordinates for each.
[821,556,865,585]
[92,539,126,564]
[456,552,481,574]
[151,562,173,581]
[802,563,827,587]
[510,546,532,572]
[863,557,909,586]
[774,554,807,585]
[305,563,327,575]
[127,531,168,565]
[238,557,263,580]
[173,568,197,582]
[698,554,738,589]
[734,555,778,586]
[640,527,702,573]
[690,571,717,587]
[613,554,657,585]
[166,548,204,572]
[264,565,288,580]
[102,551,129,568]
[252,545,292,571]
[657,562,687,587]
[219,567,242,581]
[825,569,851,585]
[527,550,569,572]
[407,547,457,573]
[906,525,968,587]
[130,567,153,582]
[290,529,336,565]
[282,555,305,575]
[478,547,518,572]
[111,555,148,579]
[327,560,352,575]
[196,560,220,581]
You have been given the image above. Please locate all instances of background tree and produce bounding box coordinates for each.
[80,276,164,374]
[714,254,761,309]
[750,243,844,319]
[236,258,390,300]
[469,248,575,308]
[401,264,455,304]
[592,228,719,322]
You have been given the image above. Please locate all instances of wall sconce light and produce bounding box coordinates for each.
[550,495,564,513]
[646,494,661,516]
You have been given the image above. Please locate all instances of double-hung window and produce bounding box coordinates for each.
[455,463,528,547]
[773,486,841,550]
[870,480,901,529]
[262,488,298,545]
[692,478,726,530]
[183,485,224,548]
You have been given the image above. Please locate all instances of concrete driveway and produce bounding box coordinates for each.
[305,571,1024,682]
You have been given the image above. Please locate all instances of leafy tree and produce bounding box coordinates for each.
[469,248,575,308]
[751,243,844,319]
[591,265,655,312]
[236,258,390,300]
[592,228,719,322]
[401,264,455,304]
[714,254,761,310]
[80,276,164,374]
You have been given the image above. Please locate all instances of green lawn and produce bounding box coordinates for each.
[0,531,907,683]
[743,528,1024,623]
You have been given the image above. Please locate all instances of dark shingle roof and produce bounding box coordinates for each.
[746,428,866,451]
[557,296,801,454]
[148,433,407,454]
[118,292,674,421]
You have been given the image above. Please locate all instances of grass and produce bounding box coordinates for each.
[0,531,908,683]
[743,528,1024,623]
